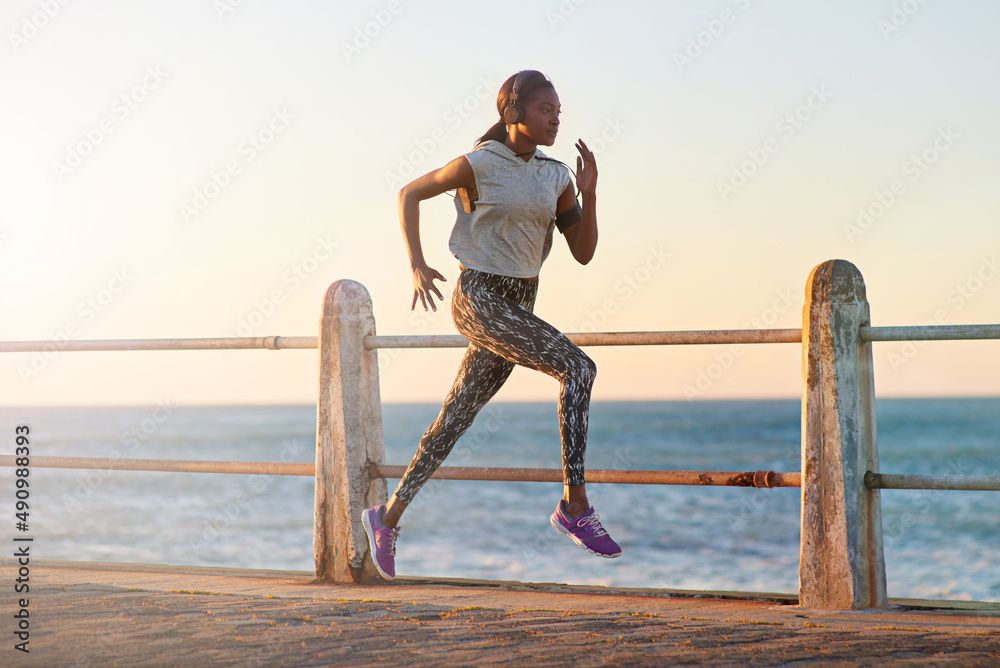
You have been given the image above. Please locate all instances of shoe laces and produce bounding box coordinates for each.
[575,513,607,537]
[383,527,400,557]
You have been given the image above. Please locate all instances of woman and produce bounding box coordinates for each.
[363,70,620,580]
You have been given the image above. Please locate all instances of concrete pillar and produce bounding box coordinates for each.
[799,260,887,609]
[314,280,387,583]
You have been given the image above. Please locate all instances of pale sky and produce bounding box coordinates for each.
[2,0,999,406]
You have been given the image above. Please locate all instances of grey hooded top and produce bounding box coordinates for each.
[448,140,572,279]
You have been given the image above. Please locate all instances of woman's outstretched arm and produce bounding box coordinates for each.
[398,155,475,311]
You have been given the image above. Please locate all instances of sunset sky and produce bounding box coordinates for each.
[2,0,999,406]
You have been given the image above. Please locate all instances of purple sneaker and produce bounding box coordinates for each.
[362,504,399,580]
[550,500,622,558]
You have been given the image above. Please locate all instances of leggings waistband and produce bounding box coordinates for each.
[460,264,538,282]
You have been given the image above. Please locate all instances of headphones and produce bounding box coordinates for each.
[502,70,545,125]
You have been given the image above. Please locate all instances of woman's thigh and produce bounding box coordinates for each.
[453,270,592,381]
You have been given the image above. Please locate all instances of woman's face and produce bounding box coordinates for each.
[517,88,561,147]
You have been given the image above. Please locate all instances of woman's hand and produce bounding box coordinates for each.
[575,139,597,197]
[411,263,447,311]
[560,138,599,265]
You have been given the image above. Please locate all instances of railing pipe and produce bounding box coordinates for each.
[0,455,312,476]
[7,324,1000,355]
[0,455,799,488]
[372,465,800,487]
[0,336,317,353]
[0,329,802,356]
[866,472,1000,491]
[364,328,802,350]
[861,324,1000,342]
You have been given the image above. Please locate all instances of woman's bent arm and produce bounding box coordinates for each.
[398,155,475,311]
[561,139,598,264]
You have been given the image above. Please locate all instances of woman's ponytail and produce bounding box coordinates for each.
[475,120,508,147]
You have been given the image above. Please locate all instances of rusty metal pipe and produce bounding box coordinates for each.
[371,465,800,488]
[0,455,314,476]
[0,455,801,488]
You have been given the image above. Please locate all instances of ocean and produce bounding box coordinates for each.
[3,398,998,602]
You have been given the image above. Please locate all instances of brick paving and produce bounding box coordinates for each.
[6,561,999,667]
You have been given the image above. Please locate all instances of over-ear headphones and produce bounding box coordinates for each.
[502,70,545,125]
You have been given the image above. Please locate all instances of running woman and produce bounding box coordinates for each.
[363,70,620,580]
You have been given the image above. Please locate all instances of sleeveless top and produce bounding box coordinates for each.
[448,140,572,279]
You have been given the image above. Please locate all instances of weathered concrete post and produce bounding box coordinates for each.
[800,260,887,609]
[314,280,387,583]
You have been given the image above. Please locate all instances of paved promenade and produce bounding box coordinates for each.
[7,560,999,666]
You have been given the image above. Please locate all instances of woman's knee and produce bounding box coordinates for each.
[572,351,597,386]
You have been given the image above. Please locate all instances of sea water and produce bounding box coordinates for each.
[2,399,997,601]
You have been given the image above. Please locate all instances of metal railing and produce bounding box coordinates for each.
[0,328,805,485]
[0,335,316,353]
[2,259,998,610]
[861,324,1000,342]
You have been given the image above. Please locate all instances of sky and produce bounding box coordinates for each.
[2,0,999,406]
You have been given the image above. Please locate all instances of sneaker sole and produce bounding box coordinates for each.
[361,509,395,580]
[550,516,622,559]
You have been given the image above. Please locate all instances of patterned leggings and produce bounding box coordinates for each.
[392,268,596,504]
